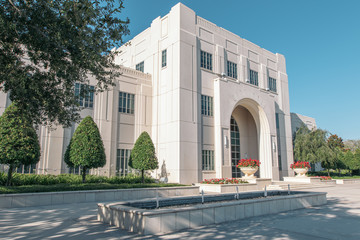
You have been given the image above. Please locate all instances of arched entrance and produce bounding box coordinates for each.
[229,98,272,179]
[231,106,259,178]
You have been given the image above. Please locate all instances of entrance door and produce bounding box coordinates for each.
[231,116,241,178]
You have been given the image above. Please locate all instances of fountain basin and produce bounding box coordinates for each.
[98,191,327,235]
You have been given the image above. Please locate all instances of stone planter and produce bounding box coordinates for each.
[240,167,258,179]
[293,168,308,177]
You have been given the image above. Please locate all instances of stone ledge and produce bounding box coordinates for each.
[0,186,199,209]
[283,177,321,183]
[196,178,272,193]
[336,179,360,184]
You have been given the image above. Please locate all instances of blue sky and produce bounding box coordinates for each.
[120,0,360,140]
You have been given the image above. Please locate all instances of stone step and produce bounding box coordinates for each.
[270,182,337,190]
[266,185,283,190]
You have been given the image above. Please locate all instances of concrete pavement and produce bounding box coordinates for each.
[1,184,360,239]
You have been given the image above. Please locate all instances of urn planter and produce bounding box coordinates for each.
[240,167,258,179]
[293,168,308,177]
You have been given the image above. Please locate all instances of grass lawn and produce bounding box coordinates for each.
[0,183,186,194]
[331,176,360,179]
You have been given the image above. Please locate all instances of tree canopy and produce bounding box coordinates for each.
[327,134,344,150]
[129,131,158,183]
[293,126,336,175]
[0,0,129,127]
[65,116,106,182]
[0,103,40,185]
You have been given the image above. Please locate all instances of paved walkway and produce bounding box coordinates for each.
[1,184,360,240]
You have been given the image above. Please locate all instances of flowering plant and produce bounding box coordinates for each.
[200,178,248,184]
[290,161,311,169]
[314,176,332,180]
[236,158,260,168]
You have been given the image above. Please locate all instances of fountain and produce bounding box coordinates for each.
[98,189,327,235]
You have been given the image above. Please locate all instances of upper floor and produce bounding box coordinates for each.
[114,3,287,97]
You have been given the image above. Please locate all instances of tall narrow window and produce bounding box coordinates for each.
[231,116,241,178]
[201,95,213,116]
[69,166,89,175]
[136,61,144,72]
[162,49,167,68]
[275,113,282,170]
[119,92,135,114]
[268,77,277,92]
[200,50,213,71]
[227,61,237,79]
[116,149,131,176]
[202,150,214,170]
[249,70,258,86]
[75,83,94,108]
[16,164,36,174]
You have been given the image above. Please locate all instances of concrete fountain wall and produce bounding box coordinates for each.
[98,191,327,235]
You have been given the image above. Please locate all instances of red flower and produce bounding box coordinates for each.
[290,161,311,169]
[236,158,261,168]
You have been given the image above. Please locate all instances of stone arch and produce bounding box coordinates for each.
[230,98,272,179]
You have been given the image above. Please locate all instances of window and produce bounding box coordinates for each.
[162,49,167,68]
[69,166,89,175]
[75,83,94,108]
[119,92,135,114]
[116,149,131,176]
[201,95,213,116]
[275,113,282,170]
[249,70,258,86]
[16,164,36,174]
[202,150,214,170]
[268,77,277,92]
[136,61,144,72]
[231,116,241,178]
[200,50,212,71]
[227,61,237,79]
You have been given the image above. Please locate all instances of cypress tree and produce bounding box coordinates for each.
[129,131,158,183]
[0,103,40,185]
[65,116,106,182]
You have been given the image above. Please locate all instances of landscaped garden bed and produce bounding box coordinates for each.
[200,178,248,184]
[0,173,184,194]
[197,178,271,193]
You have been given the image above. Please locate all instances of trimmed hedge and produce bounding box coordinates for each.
[0,183,184,194]
[0,173,155,186]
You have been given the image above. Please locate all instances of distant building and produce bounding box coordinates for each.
[290,113,322,171]
[290,113,316,134]
[0,3,296,183]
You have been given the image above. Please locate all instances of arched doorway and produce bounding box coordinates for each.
[231,106,259,178]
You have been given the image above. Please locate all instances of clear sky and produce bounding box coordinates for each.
[120,0,360,140]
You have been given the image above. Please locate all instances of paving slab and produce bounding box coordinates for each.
[0,184,360,239]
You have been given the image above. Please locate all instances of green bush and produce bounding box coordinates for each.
[0,103,40,185]
[129,131,158,183]
[0,173,155,186]
[65,116,106,182]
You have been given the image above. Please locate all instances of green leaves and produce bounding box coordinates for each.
[293,126,335,169]
[129,131,158,171]
[0,103,40,185]
[0,103,40,166]
[0,0,129,127]
[65,116,106,182]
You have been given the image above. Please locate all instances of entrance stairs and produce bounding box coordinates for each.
[267,181,336,191]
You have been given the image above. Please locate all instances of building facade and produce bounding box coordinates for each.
[0,3,296,183]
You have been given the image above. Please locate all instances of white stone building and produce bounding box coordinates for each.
[0,3,296,184]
